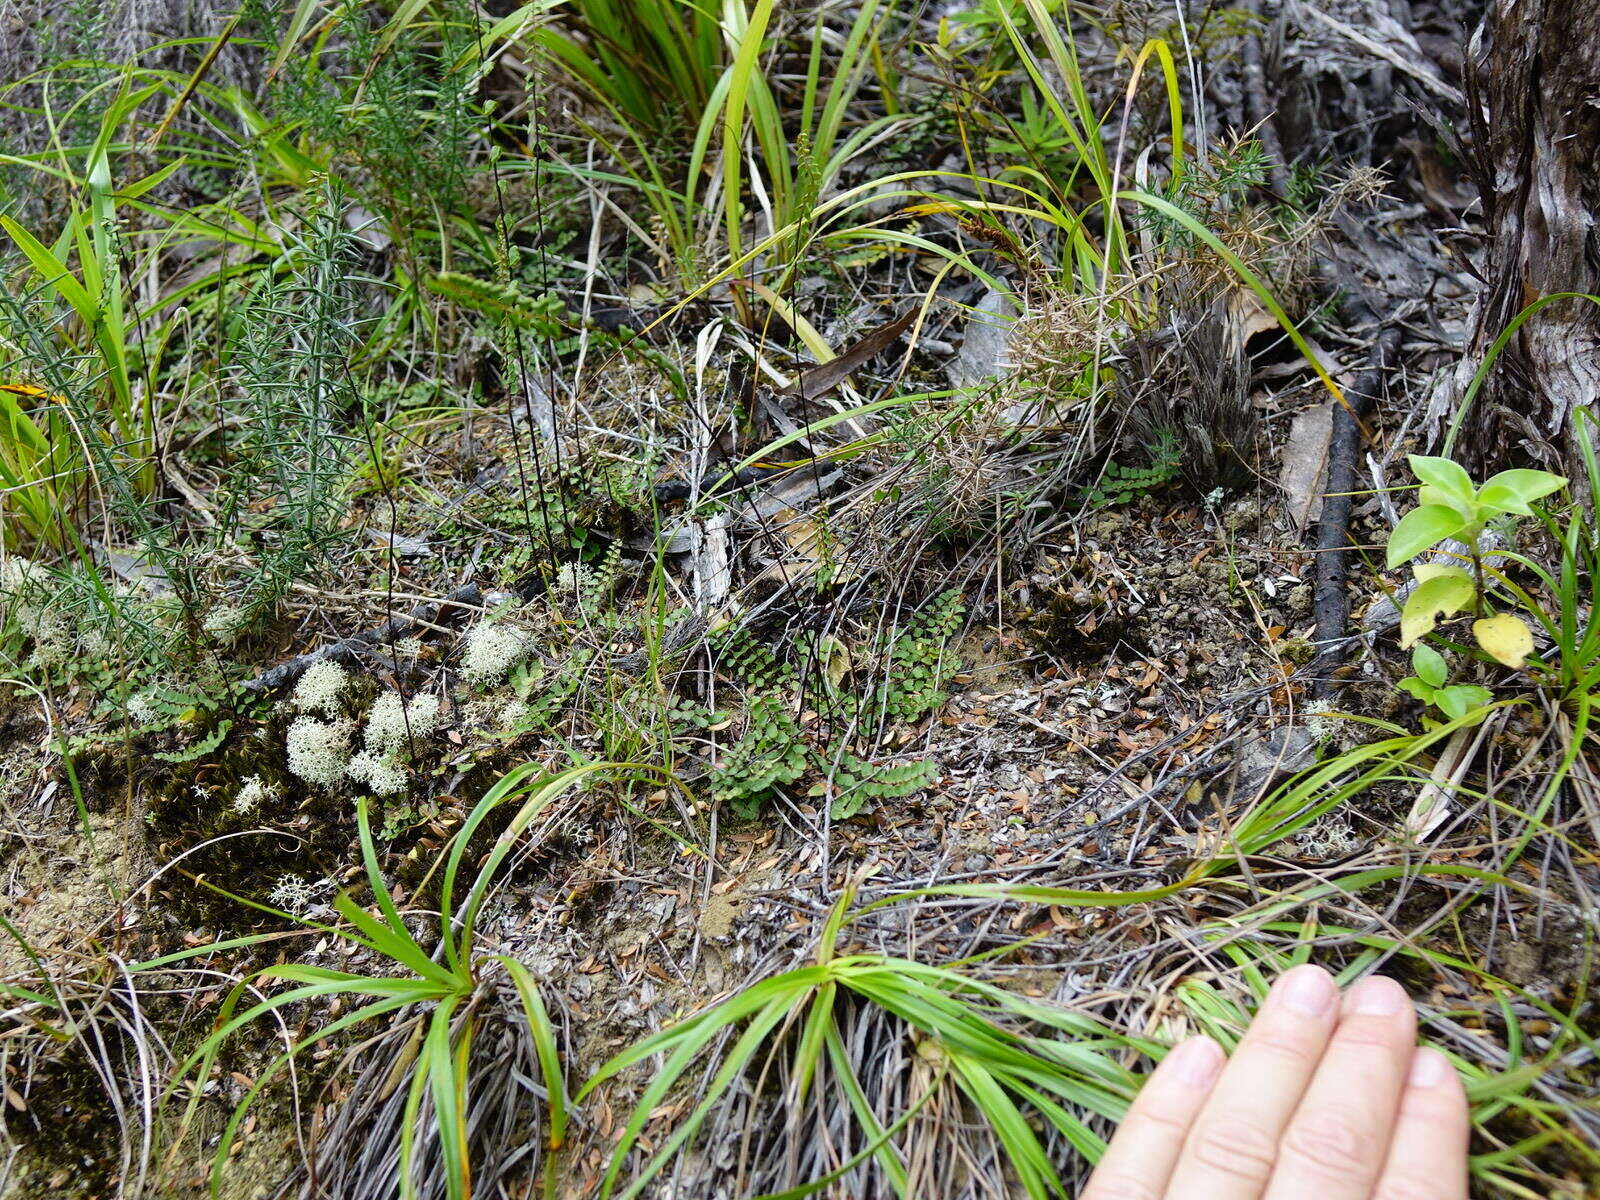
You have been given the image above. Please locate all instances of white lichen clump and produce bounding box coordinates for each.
[0,555,37,594]
[552,561,584,598]
[496,697,531,732]
[362,690,442,754]
[268,874,316,915]
[1294,817,1360,860]
[2,558,73,669]
[232,775,276,815]
[1302,698,1343,746]
[460,621,531,686]
[344,690,443,796]
[126,691,161,726]
[292,659,349,716]
[285,717,352,787]
[347,750,410,796]
[203,604,249,645]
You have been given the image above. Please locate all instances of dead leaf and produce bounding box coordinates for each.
[782,307,918,401]
[1226,287,1281,348]
[1279,400,1335,532]
[775,509,824,557]
[753,559,822,586]
[1406,718,1496,839]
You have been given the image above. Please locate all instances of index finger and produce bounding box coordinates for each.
[1080,1035,1225,1200]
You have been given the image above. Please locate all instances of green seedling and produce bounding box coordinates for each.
[1396,644,1492,727]
[1386,455,1565,667]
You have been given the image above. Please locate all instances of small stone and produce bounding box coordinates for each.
[1234,727,1317,798]
[947,287,1019,389]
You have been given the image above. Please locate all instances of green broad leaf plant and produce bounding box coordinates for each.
[1396,644,1492,727]
[1386,455,1565,669]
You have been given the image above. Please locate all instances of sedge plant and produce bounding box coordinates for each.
[1488,408,1600,706]
[581,880,1159,1200]
[156,760,679,1199]
[534,0,905,290]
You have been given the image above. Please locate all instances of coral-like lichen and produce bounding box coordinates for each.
[460,622,531,686]
[286,716,352,787]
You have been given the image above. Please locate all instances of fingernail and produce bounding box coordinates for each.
[1408,1048,1452,1088]
[1165,1036,1225,1088]
[1274,964,1337,1016]
[1349,975,1407,1015]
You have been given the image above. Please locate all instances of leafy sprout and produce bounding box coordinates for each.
[1388,455,1566,569]
[1387,454,1566,667]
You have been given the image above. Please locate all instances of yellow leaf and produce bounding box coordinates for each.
[818,635,853,690]
[1400,570,1477,648]
[1412,563,1470,584]
[0,382,65,404]
[749,281,835,364]
[1473,613,1533,668]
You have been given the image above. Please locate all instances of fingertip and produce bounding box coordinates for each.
[1405,1047,1469,1118]
[1157,1034,1224,1089]
[1397,1047,1471,1144]
[1269,962,1338,1017]
[1344,973,1412,1018]
[1406,1046,1456,1090]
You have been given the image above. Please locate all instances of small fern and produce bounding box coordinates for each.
[710,693,808,819]
[815,753,936,820]
[710,591,963,819]
[426,272,564,331]
[709,623,794,690]
[835,588,965,726]
[574,543,625,617]
[527,654,587,724]
[154,719,234,764]
[1082,428,1182,507]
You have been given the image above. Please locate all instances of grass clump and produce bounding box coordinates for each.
[581,885,1148,1200]
[160,762,660,1199]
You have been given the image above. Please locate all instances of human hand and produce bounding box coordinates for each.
[1083,965,1470,1199]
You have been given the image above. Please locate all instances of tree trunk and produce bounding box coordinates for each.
[1460,0,1600,473]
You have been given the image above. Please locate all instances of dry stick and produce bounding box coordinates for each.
[241,582,489,693]
[1240,0,1291,198]
[1312,300,1402,697]
[1241,0,1404,695]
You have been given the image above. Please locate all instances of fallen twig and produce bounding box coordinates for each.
[1243,2,1404,694]
[1312,291,1403,696]
[241,582,493,694]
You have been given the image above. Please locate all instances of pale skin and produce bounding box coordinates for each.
[1082,964,1472,1200]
